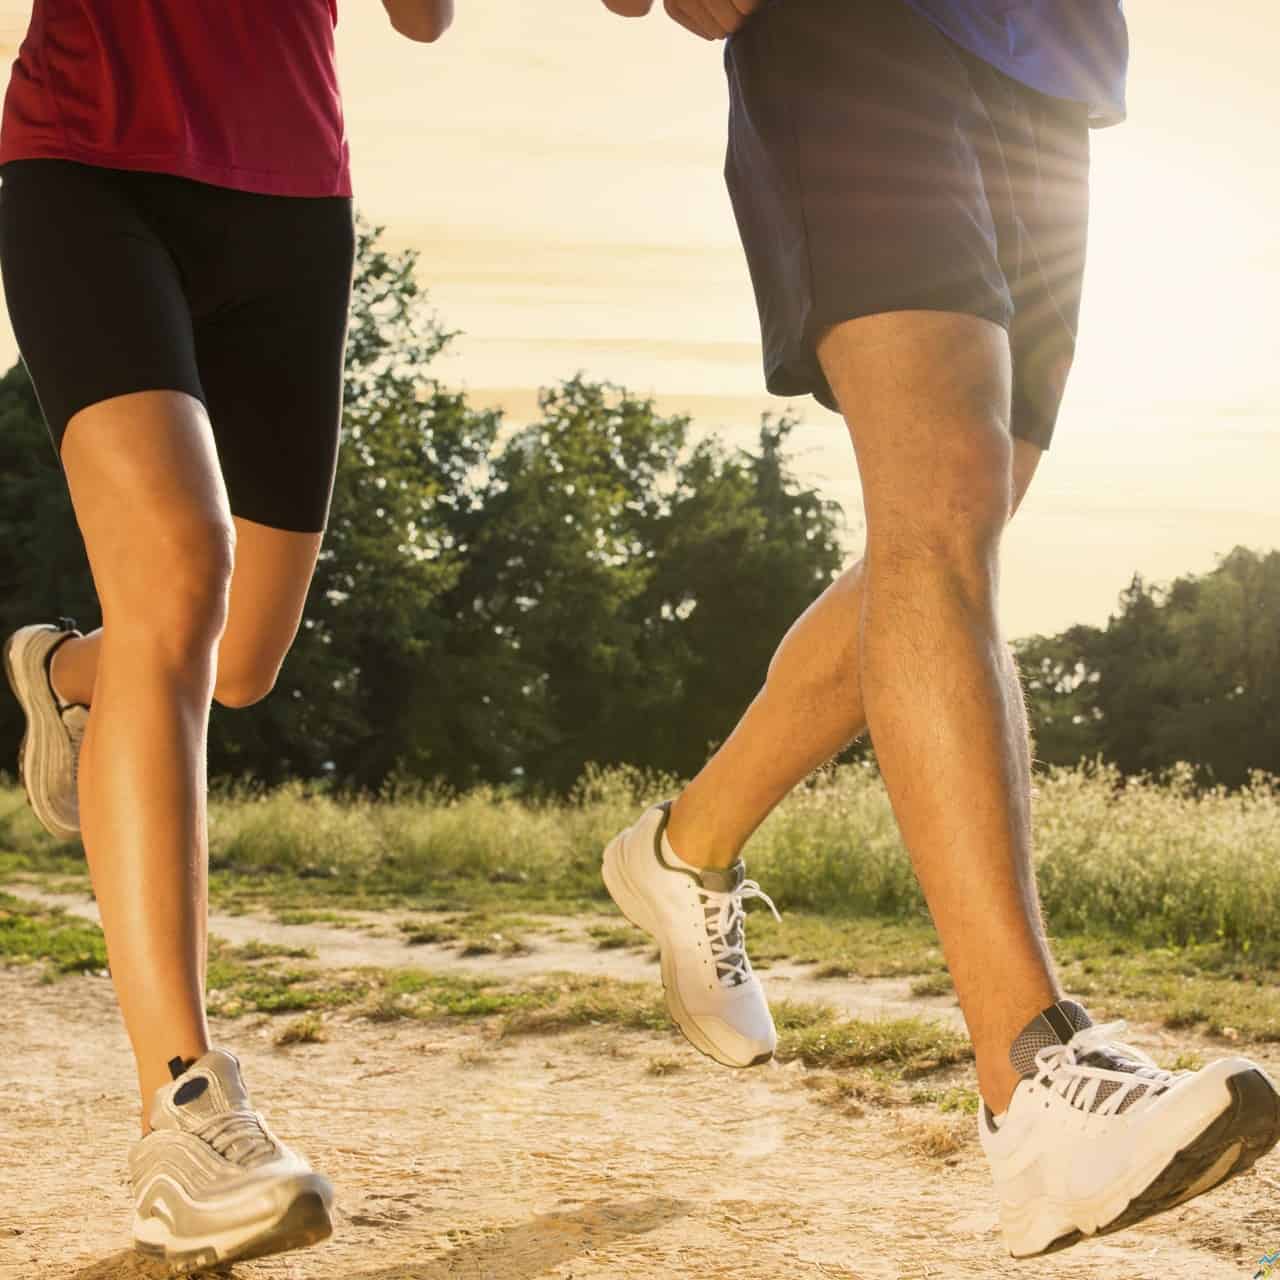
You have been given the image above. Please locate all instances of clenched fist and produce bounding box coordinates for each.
[600,0,763,40]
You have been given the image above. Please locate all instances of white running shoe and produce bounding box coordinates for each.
[603,801,780,1068]
[3,620,85,841]
[981,999,1280,1257]
[130,1049,334,1274]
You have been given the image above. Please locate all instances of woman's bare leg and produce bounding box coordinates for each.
[52,518,324,711]
[58,393,325,1125]
[60,391,233,1116]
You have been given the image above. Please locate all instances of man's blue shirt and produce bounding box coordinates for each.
[901,1,1129,125]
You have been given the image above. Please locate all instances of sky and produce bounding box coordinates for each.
[1,1,1277,639]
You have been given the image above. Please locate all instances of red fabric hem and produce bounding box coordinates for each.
[0,140,352,199]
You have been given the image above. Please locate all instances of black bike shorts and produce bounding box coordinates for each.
[724,0,1092,449]
[0,159,354,532]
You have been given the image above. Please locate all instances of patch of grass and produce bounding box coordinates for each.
[0,891,106,974]
[897,1115,971,1160]
[645,1056,685,1077]
[910,1085,980,1116]
[398,920,460,946]
[4,761,1280,952]
[908,972,954,998]
[587,923,647,951]
[395,910,543,957]
[1051,932,1280,1044]
[801,1073,893,1117]
[750,914,943,978]
[272,908,359,927]
[226,938,317,961]
[275,1013,328,1045]
[776,1007,972,1076]
[458,932,532,959]
[499,975,668,1037]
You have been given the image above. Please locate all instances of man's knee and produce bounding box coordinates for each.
[866,423,1013,568]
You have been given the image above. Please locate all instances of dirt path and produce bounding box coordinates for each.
[1,890,1277,1280]
[0,885,1215,1058]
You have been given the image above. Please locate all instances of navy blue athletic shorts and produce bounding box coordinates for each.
[724,0,1092,449]
[0,159,354,532]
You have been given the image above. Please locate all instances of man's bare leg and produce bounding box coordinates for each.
[669,311,1056,1112]
[667,443,1041,866]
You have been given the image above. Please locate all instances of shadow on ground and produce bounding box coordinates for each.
[349,1196,690,1279]
[68,1254,187,1280]
[66,1196,689,1280]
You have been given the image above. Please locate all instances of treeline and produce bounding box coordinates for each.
[0,223,844,791]
[1017,547,1280,787]
[1,223,1275,793]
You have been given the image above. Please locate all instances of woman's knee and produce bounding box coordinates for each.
[98,516,237,662]
[213,658,281,709]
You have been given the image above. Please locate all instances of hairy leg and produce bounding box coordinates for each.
[824,311,1056,1111]
[672,311,1058,1111]
[667,442,1042,863]
[59,391,234,1118]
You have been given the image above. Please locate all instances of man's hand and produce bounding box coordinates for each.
[383,0,454,43]
[601,0,656,15]
[600,0,762,39]
[661,0,762,40]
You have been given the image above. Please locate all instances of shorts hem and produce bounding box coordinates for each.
[769,299,1014,413]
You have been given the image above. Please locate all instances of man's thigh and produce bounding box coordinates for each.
[816,310,1014,533]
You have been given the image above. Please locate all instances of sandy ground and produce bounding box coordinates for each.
[2,893,1278,1280]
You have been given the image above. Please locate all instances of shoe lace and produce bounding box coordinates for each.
[195,1108,279,1168]
[1034,1019,1186,1116]
[697,879,780,987]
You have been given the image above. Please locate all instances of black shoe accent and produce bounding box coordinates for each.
[41,623,80,707]
[225,1191,333,1265]
[1038,1228,1086,1256]
[168,1055,196,1081]
[1098,1068,1280,1237]
[173,1076,210,1107]
[1041,1003,1080,1045]
[1028,1068,1280,1256]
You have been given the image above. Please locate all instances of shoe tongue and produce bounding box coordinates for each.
[152,1048,251,1132]
[1009,1000,1093,1078]
[697,861,748,986]
[697,861,745,894]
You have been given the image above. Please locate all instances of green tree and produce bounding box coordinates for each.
[207,219,501,785]
[0,362,98,759]
[1018,549,1280,785]
[1,223,846,793]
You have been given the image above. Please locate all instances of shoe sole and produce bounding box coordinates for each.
[602,834,773,1071]
[135,1189,333,1275]
[3,628,80,842]
[1026,1068,1280,1257]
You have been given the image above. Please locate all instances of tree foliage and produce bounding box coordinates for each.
[1018,547,1280,785]
[0,222,844,791]
[8,222,1270,792]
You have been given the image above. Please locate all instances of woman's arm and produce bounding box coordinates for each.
[382,0,454,43]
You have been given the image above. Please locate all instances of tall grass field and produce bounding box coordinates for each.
[3,760,1278,952]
